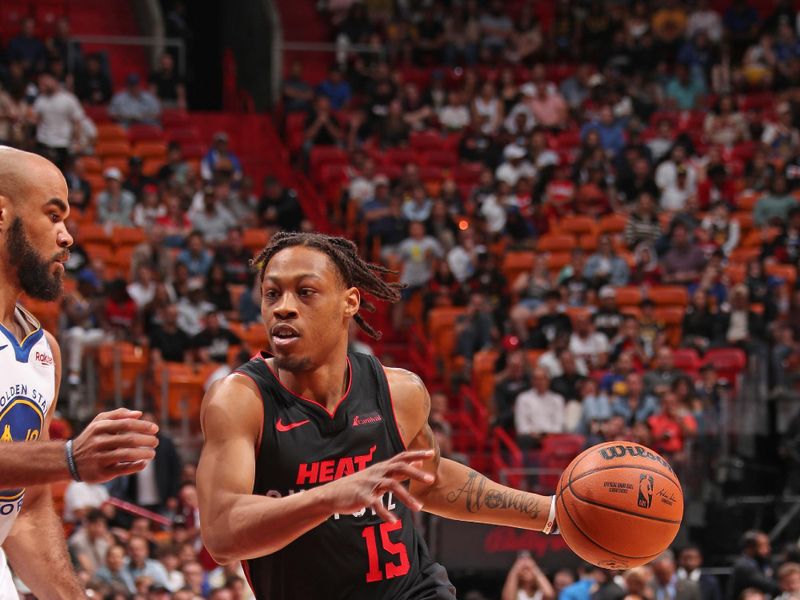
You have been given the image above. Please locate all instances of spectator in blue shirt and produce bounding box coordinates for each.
[126,536,170,591]
[724,0,760,49]
[317,66,352,111]
[282,60,314,114]
[200,131,243,182]
[177,231,214,278]
[7,17,47,73]
[109,73,162,126]
[580,105,626,156]
[677,31,717,83]
[611,372,660,426]
[561,564,624,600]
[665,63,706,110]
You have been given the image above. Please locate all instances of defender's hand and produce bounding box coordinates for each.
[318,449,435,522]
[71,408,159,482]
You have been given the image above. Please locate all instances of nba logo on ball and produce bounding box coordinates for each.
[637,474,654,509]
[555,441,684,568]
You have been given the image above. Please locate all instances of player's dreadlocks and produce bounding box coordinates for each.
[251,232,404,340]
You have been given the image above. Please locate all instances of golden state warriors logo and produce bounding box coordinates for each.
[0,397,43,510]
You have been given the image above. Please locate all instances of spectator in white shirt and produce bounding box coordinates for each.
[660,164,696,212]
[656,145,697,195]
[32,71,84,169]
[438,90,472,132]
[570,313,610,370]
[63,480,109,523]
[686,0,723,42]
[496,144,536,186]
[514,367,566,447]
[128,265,157,309]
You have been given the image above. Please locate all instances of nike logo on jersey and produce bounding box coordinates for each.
[0,345,7,351]
[276,418,310,432]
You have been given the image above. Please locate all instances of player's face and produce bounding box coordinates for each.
[261,246,359,372]
[3,167,72,300]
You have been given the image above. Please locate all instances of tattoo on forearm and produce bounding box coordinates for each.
[446,470,541,520]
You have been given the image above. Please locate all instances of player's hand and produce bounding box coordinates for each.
[319,449,435,523]
[71,408,160,483]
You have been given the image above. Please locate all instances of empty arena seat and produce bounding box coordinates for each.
[501,251,535,283]
[537,233,576,253]
[672,348,702,375]
[555,215,597,236]
[648,286,689,306]
[614,286,643,306]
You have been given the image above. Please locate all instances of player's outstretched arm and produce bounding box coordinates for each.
[387,368,556,533]
[5,331,89,598]
[0,331,158,490]
[197,374,435,564]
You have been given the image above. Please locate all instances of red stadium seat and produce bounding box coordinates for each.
[648,286,689,306]
[421,150,457,169]
[537,233,576,252]
[161,109,190,129]
[127,124,164,143]
[501,251,535,284]
[168,127,202,145]
[704,348,747,380]
[384,148,418,167]
[555,215,597,236]
[410,131,446,151]
[615,287,643,307]
[672,348,702,375]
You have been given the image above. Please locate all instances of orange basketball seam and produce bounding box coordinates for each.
[557,488,661,561]
[565,484,682,524]
[568,463,682,493]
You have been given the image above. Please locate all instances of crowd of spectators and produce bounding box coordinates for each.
[449,526,800,600]
[282,0,800,484]
[1,1,800,598]
[0,13,307,600]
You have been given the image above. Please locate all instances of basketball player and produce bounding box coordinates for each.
[0,146,159,596]
[198,233,559,599]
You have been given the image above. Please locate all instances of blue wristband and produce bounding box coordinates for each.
[65,439,82,482]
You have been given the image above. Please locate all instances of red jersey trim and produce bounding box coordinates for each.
[261,353,353,419]
[383,367,408,450]
[241,560,254,595]
[231,370,265,464]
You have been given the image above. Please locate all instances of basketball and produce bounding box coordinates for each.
[555,441,684,570]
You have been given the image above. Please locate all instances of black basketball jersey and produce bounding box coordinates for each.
[235,351,456,600]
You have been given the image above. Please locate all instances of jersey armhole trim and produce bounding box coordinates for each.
[231,369,265,476]
[371,357,408,452]
[385,374,408,451]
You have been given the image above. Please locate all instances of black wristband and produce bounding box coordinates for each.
[65,439,82,482]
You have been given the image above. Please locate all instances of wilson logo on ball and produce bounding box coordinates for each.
[637,473,654,509]
[598,444,676,474]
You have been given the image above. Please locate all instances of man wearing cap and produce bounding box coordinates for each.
[31,71,85,169]
[201,132,243,182]
[594,286,625,340]
[97,167,136,227]
[109,73,161,126]
[177,278,216,337]
[496,144,536,186]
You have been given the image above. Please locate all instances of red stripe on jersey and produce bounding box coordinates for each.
[261,353,354,419]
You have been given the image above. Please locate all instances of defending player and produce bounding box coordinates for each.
[198,232,558,599]
[0,146,159,596]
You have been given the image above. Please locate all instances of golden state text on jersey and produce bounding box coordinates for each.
[0,306,56,545]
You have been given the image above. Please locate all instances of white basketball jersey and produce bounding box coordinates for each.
[0,305,55,546]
